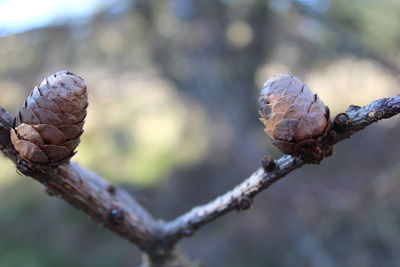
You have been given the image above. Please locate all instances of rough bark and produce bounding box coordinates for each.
[0,89,398,266]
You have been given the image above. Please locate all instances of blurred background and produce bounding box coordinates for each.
[0,0,399,266]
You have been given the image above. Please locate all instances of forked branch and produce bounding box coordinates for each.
[0,77,398,266]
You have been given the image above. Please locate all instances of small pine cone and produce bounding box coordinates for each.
[258,74,329,155]
[11,70,88,164]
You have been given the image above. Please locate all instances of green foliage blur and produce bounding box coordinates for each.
[0,0,399,266]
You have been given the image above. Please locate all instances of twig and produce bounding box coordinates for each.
[162,94,400,242]
[0,94,398,266]
[0,108,167,258]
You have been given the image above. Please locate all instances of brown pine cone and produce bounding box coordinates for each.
[259,74,330,160]
[10,70,88,164]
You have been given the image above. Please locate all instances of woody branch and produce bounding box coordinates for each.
[0,71,398,265]
[163,94,400,242]
[0,106,164,253]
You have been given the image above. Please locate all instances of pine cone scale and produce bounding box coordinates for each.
[15,123,44,145]
[18,108,41,125]
[57,125,83,140]
[71,110,87,121]
[33,124,66,145]
[272,118,299,142]
[35,96,60,112]
[11,130,49,163]
[62,140,80,151]
[39,145,71,161]
[50,97,74,112]
[33,109,64,125]
[56,113,79,125]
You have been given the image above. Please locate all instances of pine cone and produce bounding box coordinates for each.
[11,70,88,164]
[259,74,329,155]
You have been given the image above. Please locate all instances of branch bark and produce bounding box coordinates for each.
[0,107,172,262]
[162,94,400,243]
[0,94,399,266]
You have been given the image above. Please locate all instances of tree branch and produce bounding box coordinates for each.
[162,94,400,243]
[0,92,399,266]
[0,108,167,257]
